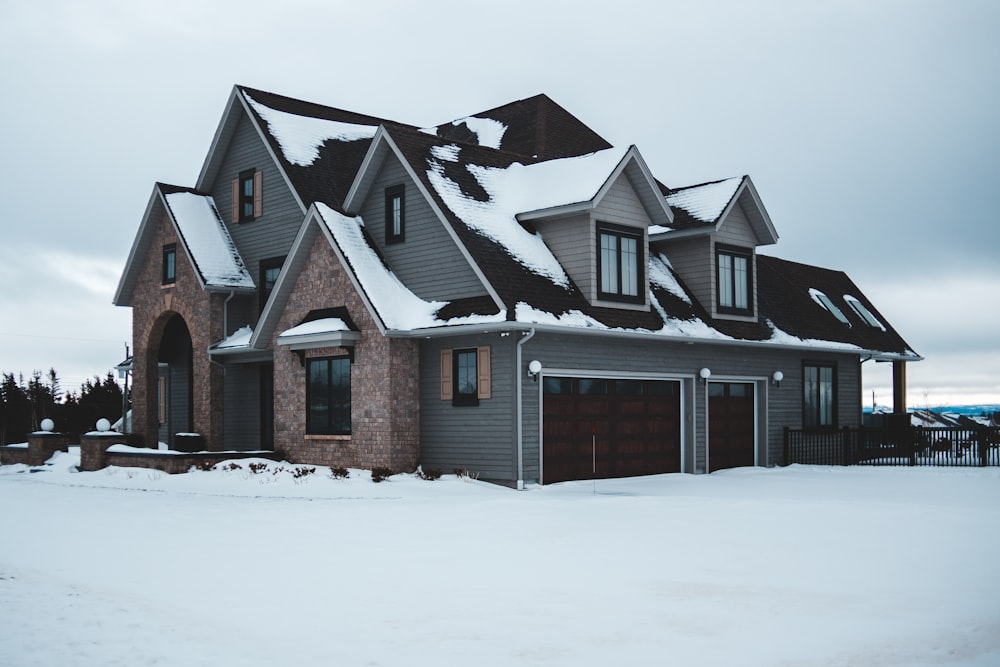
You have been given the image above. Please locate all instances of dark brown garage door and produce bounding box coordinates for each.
[708,382,755,472]
[542,377,681,484]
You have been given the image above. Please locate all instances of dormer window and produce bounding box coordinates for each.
[385,185,405,243]
[717,245,752,313]
[597,224,643,303]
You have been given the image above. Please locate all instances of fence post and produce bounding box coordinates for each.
[842,425,850,466]
[783,427,790,466]
[980,428,989,467]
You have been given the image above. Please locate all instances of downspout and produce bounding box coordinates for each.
[209,290,236,373]
[515,327,536,491]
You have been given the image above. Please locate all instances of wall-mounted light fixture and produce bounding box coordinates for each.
[699,367,712,383]
[527,359,542,382]
[771,370,784,387]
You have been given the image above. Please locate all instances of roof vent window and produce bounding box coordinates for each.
[844,294,886,330]
[809,288,851,326]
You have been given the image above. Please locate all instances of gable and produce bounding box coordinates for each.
[354,146,489,302]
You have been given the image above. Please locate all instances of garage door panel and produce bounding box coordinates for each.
[542,377,681,484]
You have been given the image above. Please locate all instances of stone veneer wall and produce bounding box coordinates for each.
[129,209,226,450]
[271,233,420,471]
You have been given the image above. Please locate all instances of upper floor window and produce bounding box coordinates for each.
[385,185,405,243]
[232,169,262,223]
[162,244,176,285]
[717,245,752,313]
[259,256,284,313]
[803,362,836,428]
[597,224,643,303]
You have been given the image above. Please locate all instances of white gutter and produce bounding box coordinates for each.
[515,328,535,490]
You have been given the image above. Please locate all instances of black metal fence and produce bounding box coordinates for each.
[784,425,1000,467]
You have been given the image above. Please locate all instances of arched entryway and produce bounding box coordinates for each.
[157,314,194,448]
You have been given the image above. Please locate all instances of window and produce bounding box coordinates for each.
[307,356,351,435]
[385,185,405,243]
[440,346,491,406]
[598,224,643,302]
[809,288,850,326]
[803,362,836,428]
[232,169,262,222]
[717,245,752,313]
[844,295,885,330]
[162,244,176,285]
[259,256,284,313]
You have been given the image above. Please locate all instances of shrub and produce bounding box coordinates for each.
[291,466,316,480]
[418,467,443,481]
[370,466,392,483]
[329,466,349,479]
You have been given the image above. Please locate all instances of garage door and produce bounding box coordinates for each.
[542,377,681,484]
[708,382,755,472]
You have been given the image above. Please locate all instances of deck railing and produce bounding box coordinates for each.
[783,425,1000,467]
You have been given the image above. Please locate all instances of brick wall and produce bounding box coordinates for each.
[129,209,225,450]
[271,233,420,471]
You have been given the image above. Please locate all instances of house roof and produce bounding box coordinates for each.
[147,85,915,360]
[114,184,254,306]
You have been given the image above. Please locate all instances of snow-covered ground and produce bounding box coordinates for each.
[2,452,998,666]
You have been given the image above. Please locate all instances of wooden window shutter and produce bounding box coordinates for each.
[253,170,263,218]
[231,178,239,223]
[477,345,491,399]
[440,349,453,400]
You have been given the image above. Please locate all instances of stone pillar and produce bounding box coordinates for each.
[80,432,128,472]
[27,432,75,466]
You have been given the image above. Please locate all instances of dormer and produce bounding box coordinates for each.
[651,176,777,322]
[515,146,673,311]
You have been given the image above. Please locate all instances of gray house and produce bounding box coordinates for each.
[114,86,920,486]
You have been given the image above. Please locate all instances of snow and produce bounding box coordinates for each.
[245,93,378,167]
[314,204,506,331]
[279,317,350,338]
[666,176,742,223]
[648,253,691,304]
[452,115,507,149]
[163,192,255,289]
[2,451,998,666]
[426,147,630,287]
[214,325,253,349]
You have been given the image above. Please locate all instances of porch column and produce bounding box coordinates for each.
[892,360,907,413]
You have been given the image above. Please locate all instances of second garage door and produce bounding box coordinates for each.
[542,377,682,484]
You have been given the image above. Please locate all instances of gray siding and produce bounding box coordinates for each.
[418,334,516,482]
[716,200,757,247]
[657,235,713,312]
[359,156,487,302]
[594,176,650,228]
[534,213,593,299]
[208,113,304,296]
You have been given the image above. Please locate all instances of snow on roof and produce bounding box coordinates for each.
[649,253,691,305]
[245,93,379,167]
[314,204,506,331]
[426,146,630,287]
[421,116,508,150]
[279,318,350,339]
[163,192,255,289]
[666,177,742,223]
[215,325,253,349]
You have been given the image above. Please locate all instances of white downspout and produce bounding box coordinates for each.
[515,327,536,490]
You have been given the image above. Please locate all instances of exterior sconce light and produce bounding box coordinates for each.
[699,367,712,383]
[527,359,543,381]
[771,370,784,387]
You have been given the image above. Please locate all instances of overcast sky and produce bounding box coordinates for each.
[0,0,997,407]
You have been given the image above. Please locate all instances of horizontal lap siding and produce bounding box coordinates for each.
[210,114,304,287]
[657,236,712,311]
[535,213,593,299]
[594,177,649,228]
[419,335,515,482]
[361,157,486,302]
